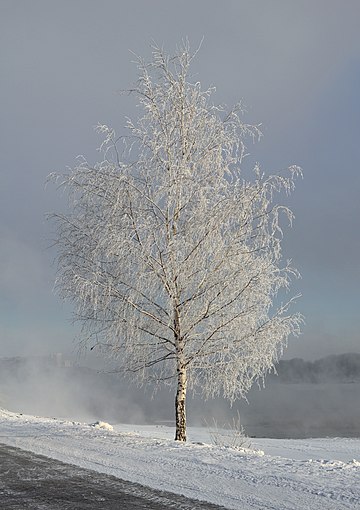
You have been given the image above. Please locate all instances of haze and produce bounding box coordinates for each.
[1,0,359,363]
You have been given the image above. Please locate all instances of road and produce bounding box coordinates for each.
[0,444,225,509]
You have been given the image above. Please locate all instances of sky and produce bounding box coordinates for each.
[0,0,359,363]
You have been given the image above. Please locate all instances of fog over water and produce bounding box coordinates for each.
[1,353,359,439]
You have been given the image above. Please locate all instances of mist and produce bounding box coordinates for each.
[0,355,147,424]
[1,353,359,439]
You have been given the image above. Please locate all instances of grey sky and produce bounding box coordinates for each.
[1,0,359,361]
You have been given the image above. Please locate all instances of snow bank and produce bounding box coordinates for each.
[0,408,359,509]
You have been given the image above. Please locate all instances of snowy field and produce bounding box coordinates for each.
[0,408,359,510]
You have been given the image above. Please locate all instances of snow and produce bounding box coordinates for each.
[90,420,114,431]
[0,408,359,509]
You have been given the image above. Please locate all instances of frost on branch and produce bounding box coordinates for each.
[49,43,303,440]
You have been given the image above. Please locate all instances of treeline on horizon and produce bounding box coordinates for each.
[270,353,360,384]
[1,352,360,385]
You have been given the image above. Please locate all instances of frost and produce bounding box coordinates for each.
[49,43,303,441]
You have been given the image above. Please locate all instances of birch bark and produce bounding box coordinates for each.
[49,43,303,443]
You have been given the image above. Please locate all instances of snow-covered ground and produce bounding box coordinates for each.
[0,408,359,510]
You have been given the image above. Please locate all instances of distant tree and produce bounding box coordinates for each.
[49,44,303,441]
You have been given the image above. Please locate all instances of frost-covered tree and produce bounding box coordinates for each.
[49,44,303,441]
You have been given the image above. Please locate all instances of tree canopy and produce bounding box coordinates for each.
[50,44,303,440]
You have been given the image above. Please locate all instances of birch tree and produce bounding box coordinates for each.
[50,44,303,442]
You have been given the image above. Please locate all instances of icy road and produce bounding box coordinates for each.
[0,443,224,509]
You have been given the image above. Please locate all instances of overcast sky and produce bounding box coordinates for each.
[1,0,359,363]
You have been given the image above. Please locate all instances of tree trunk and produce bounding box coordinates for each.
[175,363,187,441]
